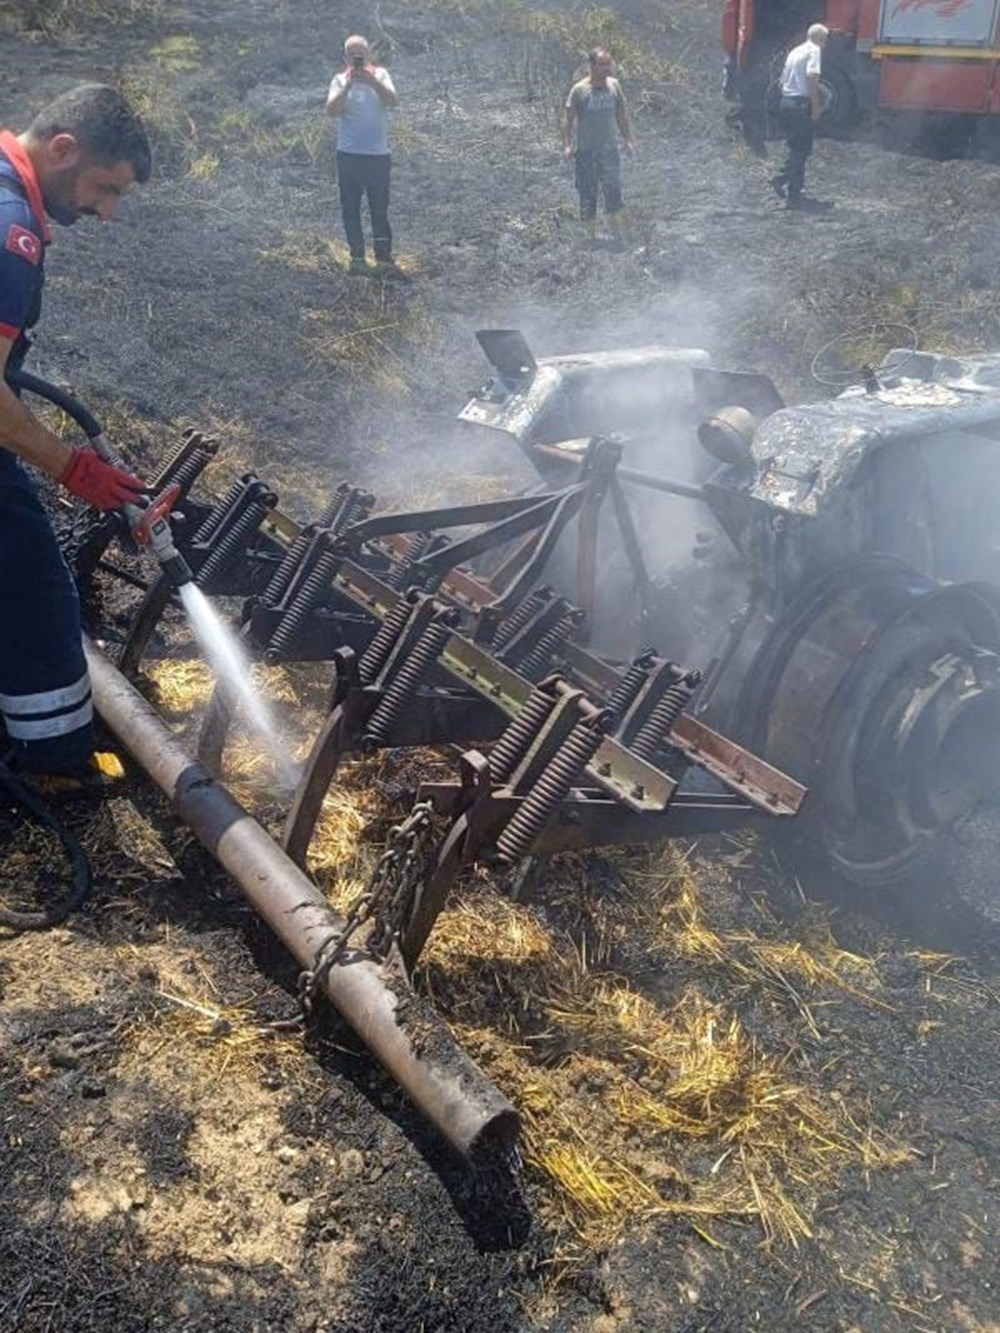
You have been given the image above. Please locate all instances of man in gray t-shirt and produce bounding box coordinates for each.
[562,49,635,241]
[326,34,400,274]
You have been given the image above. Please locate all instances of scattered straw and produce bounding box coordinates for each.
[422,845,913,1260]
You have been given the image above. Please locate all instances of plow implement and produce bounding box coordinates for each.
[48,402,804,1166]
[24,328,1000,1165]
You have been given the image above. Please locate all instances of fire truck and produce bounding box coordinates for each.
[722,0,1000,153]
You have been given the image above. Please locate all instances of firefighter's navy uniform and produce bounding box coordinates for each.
[0,131,94,774]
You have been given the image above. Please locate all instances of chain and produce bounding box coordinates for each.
[295,801,435,1024]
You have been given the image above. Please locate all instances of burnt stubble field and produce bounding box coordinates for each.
[0,2,998,1331]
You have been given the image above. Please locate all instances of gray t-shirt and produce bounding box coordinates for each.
[328,66,396,155]
[567,77,624,152]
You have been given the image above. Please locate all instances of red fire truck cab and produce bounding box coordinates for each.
[723,0,1000,150]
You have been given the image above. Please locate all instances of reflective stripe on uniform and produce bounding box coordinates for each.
[0,671,91,716]
[3,696,93,740]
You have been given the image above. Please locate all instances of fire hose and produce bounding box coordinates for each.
[0,758,91,930]
[10,368,194,590]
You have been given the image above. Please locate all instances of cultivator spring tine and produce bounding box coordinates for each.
[263,528,346,664]
[489,587,554,651]
[363,602,461,748]
[259,524,319,610]
[191,472,258,544]
[385,531,434,591]
[486,677,561,782]
[606,649,658,723]
[358,588,421,684]
[497,596,585,681]
[320,483,375,535]
[495,700,610,864]
[194,478,278,593]
[147,427,219,499]
[619,660,703,761]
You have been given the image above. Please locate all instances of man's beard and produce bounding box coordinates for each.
[44,172,97,226]
[46,199,82,225]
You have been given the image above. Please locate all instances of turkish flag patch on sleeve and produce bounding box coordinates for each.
[5,224,42,265]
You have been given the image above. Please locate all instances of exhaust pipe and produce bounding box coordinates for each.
[84,639,519,1161]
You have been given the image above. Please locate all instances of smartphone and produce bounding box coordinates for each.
[352,54,364,69]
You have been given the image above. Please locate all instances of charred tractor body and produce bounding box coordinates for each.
[463,330,1000,901]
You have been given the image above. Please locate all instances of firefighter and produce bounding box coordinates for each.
[770,23,829,210]
[0,85,151,786]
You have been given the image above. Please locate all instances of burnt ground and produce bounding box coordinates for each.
[1,0,999,1330]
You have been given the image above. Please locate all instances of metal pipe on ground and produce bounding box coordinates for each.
[83,638,519,1162]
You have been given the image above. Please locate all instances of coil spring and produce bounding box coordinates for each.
[195,495,273,590]
[495,715,607,864]
[192,474,256,544]
[317,483,351,531]
[167,446,215,500]
[148,433,196,493]
[606,650,657,723]
[363,612,457,747]
[517,614,577,680]
[358,592,420,684]
[487,684,559,783]
[491,587,553,652]
[630,670,703,762]
[260,525,316,609]
[386,532,431,592]
[264,535,342,663]
[339,490,375,531]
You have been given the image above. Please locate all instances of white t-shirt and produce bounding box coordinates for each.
[780,40,822,98]
[328,66,396,155]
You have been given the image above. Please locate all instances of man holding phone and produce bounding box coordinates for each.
[326,35,401,277]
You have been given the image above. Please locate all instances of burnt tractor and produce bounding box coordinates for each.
[461,327,1000,902]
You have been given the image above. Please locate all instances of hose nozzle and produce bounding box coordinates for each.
[130,483,194,589]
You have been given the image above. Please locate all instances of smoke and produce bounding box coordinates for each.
[379,275,771,664]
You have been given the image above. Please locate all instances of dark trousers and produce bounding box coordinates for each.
[337,151,392,261]
[574,146,623,221]
[0,455,93,773]
[775,97,814,201]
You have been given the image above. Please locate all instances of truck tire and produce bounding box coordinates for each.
[818,61,857,131]
[970,115,1000,163]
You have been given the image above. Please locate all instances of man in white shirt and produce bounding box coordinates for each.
[769,23,828,210]
[326,35,400,275]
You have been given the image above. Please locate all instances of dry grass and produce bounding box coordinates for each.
[115,69,202,176]
[149,33,202,73]
[146,658,217,718]
[258,231,351,275]
[129,668,915,1263]
[214,109,327,165]
[187,151,221,183]
[1,0,164,37]
[421,0,687,85]
[118,961,307,1084]
[87,539,919,1272]
[300,291,437,402]
[417,844,913,1261]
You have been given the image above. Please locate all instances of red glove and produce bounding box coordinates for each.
[59,447,146,511]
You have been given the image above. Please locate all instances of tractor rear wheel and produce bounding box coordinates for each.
[736,556,1000,944]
